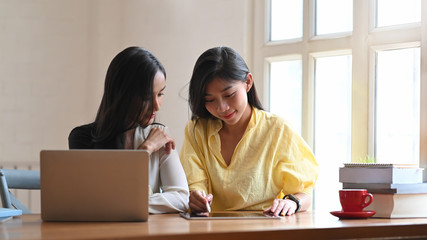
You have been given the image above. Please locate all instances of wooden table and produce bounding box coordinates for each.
[2,211,427,240]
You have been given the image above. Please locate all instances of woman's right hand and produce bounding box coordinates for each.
[189,190,212,214]
[137,127,175,154]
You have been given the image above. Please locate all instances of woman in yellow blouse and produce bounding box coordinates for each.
[180,46,319,216]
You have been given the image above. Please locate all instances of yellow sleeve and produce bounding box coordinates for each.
[179,120,209,193]
[278,126,319,196]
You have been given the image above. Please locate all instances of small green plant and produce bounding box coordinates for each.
[357,155,376,163]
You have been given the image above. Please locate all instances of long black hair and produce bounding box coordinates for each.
[188,46,263,120]
[93,46,166,148]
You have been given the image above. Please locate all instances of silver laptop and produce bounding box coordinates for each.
[40,150,149,222]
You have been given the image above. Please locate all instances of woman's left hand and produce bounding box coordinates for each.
[137,127,176,154]
[263,198,298,217]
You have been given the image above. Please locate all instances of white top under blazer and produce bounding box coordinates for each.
[134,124,189,214]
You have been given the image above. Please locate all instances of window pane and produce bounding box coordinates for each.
[313,55,352,211]
[375,48,420,164]
[315,0,353,35]
[270,0,303,41]
[269,60,302,134]
[376,0,421,27]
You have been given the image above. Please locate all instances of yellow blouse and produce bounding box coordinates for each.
[180,107,319,211]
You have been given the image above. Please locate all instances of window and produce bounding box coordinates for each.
[376,0,421,28]
[316,0,352,35]
[313,54,352,210]
[270,0,303,41]
[374,47,420,163]
[254,0,425,211]
[269,58,302,133]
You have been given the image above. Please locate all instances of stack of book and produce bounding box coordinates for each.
[339,163,427,218]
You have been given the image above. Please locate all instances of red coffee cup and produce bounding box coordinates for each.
[339,189,373,212]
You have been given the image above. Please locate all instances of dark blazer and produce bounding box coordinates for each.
[69,123,121,149]
[68,123,96,149]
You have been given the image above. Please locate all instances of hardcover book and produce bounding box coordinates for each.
[366,193,427,218]
[339,165,423,184]
[342,182,427,194]
[343,163,418,168]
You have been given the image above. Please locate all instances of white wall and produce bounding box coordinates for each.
[0,1,91,165]
[0,0,253,165]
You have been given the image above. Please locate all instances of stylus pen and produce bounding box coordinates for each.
[202,191,211,213]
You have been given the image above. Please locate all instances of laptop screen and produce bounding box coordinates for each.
[40,150,149,222]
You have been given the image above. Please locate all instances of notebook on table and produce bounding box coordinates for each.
[40,150,149,222]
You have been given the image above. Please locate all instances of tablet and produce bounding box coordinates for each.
[179,212,281,220]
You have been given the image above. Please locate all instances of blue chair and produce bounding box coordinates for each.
[0,169,40,214]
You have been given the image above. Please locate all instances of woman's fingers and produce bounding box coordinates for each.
[189,191,211,213]
[138,127,175,154]
[265,199,297,216]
